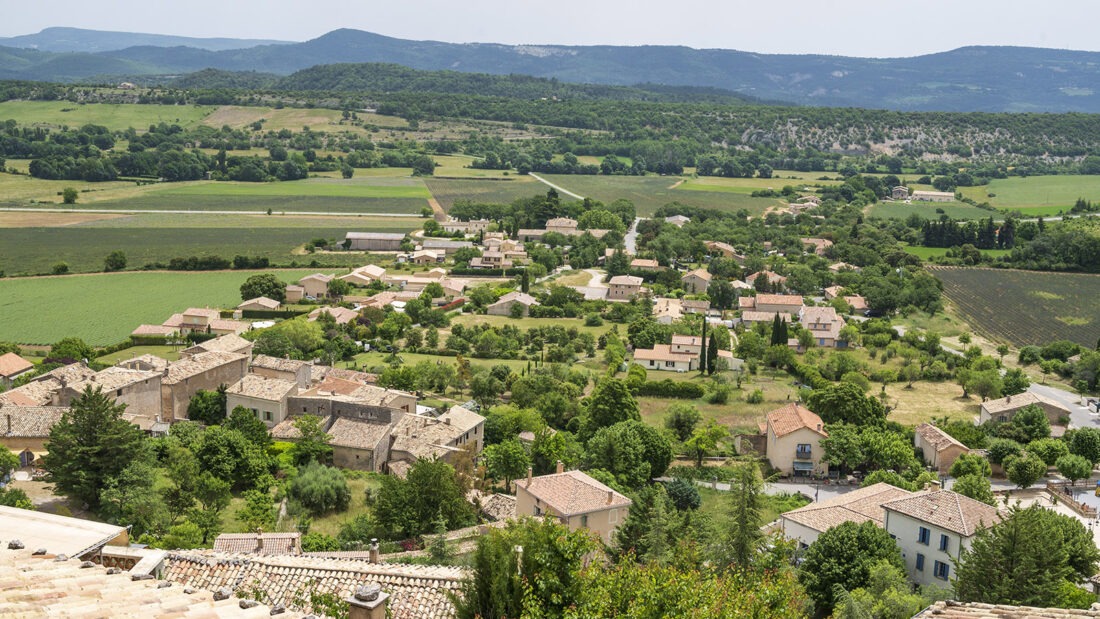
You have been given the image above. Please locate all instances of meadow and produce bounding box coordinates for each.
[0,101,214,131]
[0,269,322,345]
[900,244,1010,259]
[930,266,1100,347]
[958,175,1100,214]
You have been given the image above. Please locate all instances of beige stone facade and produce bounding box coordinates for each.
[515,468,632,544]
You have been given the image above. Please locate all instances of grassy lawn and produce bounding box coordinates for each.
[0,269,320,345]
[449,314,615,338]
[638,372,801,434]
[697,487,810,524]
[0,171,139,206]
[305,474,384,537]
[97,345,184,364]
[0,101,214,131]
[866,201,996,220]
[957,175,1100,212]
[885,380,981,425]
[345,351,535,375]
[433,155,516,179]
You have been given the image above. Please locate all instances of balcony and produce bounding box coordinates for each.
[794,448,813,460]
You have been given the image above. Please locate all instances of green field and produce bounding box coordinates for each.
[425,177,545,209]
[0,269,322,345]
[901,245,1011,259]
[958,176,1100,213]
[866,201,996,221]
[157,177,431,199]
[930,266,1100,347]
[0,101,214,131]
[540,174,781,216]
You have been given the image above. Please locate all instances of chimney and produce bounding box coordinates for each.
[526,466,533,487]
[607,490,614,505]
[348,584,389,619]
[369,538,379,564]
[256,527,264,553]
[444,417,451,425]
[556,460,564,474]
[1006,395,1011,403]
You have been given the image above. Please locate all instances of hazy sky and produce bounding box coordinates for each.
[1,0,1097,57]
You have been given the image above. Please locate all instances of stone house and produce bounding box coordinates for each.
[179,333,254,360]
[487,292,539,317]
[914,423,969,473]
[681,268,712,294]
[0,353,33,389]
[161,351,249,422]
[308,306,360,325]
[545,217,579,235]
[629,258,661,272]
[670,334,702,356]
[249,354,312,388]
[60,366,163,419]
[749,294,804,315]
[410,249,444,265]
[388,406,486,468]
[516,465,633,544]
[339,264,387,287]
[607,275,643,301]
[883,490,1001,587]
[0,363,96,407]
[285,285,306,303]
[800,237,833,256]
[420,239,473,256]
[442,218,490,234]
[0,404,68,467]
[798,305,847,348]
[745,270,788,290]
[703,241,745,262]
[226,374,299,427]
[892,186,910,200]
[978,392,1072,428]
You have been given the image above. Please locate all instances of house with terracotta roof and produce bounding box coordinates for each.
[703,241,746,263]
[299,273,334,299]
[780,482,913,547]
[633,344,697,372]
[681,268,712,294]
[309,306,360,325]
[745,270,787,291]
[0,405,68,466]
[340,264,388,287]
[883,490,1001,587]
[487,291,539,317]
[179,332,254,360]
[388,406,486,468]
[0,353,33,389]
[629,258,661,272]
[979,392,1072,428]
[250,354,312,388]
[516,464,632,544]
[213,531,302,556]
[59,366,163,418]
[285,284,306,303]
[161,352,249,422]
[753,294,804,314]
[237,296,281,311]
[800,237,833,256]
[760,403,829,477]
[607,275,644,301]
[914,423,969,473]
[740,310,793,327]
[915,600,1100,618]
[797,305,847,348]
[0,363,96,407]
[664,214,691,227]
[227,374,299,427]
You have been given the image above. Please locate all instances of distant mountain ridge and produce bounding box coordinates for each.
[2,27,1100,112]
[0,27,291,53]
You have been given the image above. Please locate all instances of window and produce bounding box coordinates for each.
[915,553,925,571]
[116,389,123,397]
[665,361,675,368]
[609,509,618,524]
[918,527,930,545]
[581,515,588,527]
[264,411,272,422]
[939,534,949,552]
[933,561,950,580]
[534,506,543,516]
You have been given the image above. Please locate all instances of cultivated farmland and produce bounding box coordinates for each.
[957,175,1100,214]
[539,174,781,216]
[0,269,322,346]
[867,201,998,221]
[930,266,1100,347]
[424,177,544,209]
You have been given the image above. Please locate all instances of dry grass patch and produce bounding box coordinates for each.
[0,211,128,227]
[885,380,980,425]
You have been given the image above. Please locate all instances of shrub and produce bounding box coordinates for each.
[746,389,764,404]
[634,379,705,399]
[289,462,351,516]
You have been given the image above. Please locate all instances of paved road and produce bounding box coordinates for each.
[527,173,585,200]
[572,269,609,301]
[0,207,422,217]
[624,217,642,254]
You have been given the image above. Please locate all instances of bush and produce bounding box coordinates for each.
[746,389,765,404]
[634,379,705,399]
[288,462,351,516]
[664,478,701,510]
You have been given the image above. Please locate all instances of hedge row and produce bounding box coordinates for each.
[633,379,706,399]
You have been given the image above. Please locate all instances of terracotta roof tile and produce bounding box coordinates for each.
[782,483,912,533]
[0,353,33,378]
[915,423,968,454]
[519,470,632,517]
[914,600,1100,618]
[212,533,301,556]
[766,403,827,438]
[0,405,67,438]
[882,490,1001,537]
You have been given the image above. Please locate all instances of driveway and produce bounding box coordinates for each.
[571,269,609,300]
[624,217,643,254]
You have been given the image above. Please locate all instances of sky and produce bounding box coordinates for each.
[0,0,1098,57]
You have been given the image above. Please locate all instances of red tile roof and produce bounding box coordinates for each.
[520,470,632,517]
[766,403,827,438]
